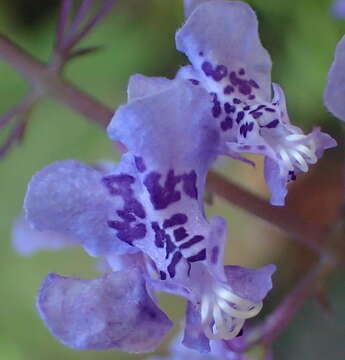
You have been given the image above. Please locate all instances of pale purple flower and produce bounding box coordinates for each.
[174,0,336,205]
[325,35,345,121]
[331,0,345,19]
[24,80,275,353]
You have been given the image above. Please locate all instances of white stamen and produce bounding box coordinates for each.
[286,134,306,142]
[289,149,309,172]
[200,285,263,341]
[295,144,317,164]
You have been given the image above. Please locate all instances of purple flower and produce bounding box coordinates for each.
[174,0,336,205]
[24,80,275,352]
[325,35,345,122]
[331,0,345,19]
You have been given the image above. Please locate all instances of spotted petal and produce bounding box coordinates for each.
[37,270,172,352]
[176,0,272,102]
[325,35,345,121]
[24,160,135,256]
[107,81,224,281]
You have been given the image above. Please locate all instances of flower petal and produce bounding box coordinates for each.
[331,0,345,19]
[109,80,218,179]
[107,81,224,282]
[24,160,134,256]
[127,74,173,102]
[37,270,172,352]
[184,0,211,19]
[12,215,77,255]
[225,264,276,303]
[325,35,345,121]
[183,301,211,353]
[176,0,272,101]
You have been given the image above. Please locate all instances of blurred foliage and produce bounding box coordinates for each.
[0,0,344,359]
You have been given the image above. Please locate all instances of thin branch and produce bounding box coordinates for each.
[55,0,73,51]
[0,94,38,157]
[0,34,330,245]
[257,260,326,346]
[63,0,117,52]
[0,35,111,127]
[68,0,93,36]
[207,172,327,254]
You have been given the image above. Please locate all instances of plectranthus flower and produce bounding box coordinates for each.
[146,331,249,360]
[325,35,345,121]
[331,0,345,19]
[24,80,275,353]
[176,0,336,205]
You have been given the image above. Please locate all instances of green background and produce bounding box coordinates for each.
[0,0,344,359]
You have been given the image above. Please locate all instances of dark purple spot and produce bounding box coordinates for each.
[211,246,219,264]
[233,98,241,104]
[182,170,198,199]
[144,170,181,210]
[239,68,245,75]
[202,61,213,77]
[224,102,236,113]
[221,116,233,131]
[236,111,245,124]
[199,51,204,56]
[251,112,263,119]
[163,213,188,228]
[212,101,222,118]
[236,329,244,337]
[179,235,204,250]
[248,95,255,100]
[102,174,135,195]
[229,71,239,86]
[239,83,252,95]
[288,170,297,181]
[152,222,165,248]
[135,156,146,173]
[160,271,167,280]
[103,173,146,244]
[240,123,252,138]
[243,105,250,111]
[117,210,136,222]
[249,105,264,114]
[265,107,276,113]
[108,220,146,245]
[187,248,207,263]
[257,145,266,150]
[189,79,200,86]
[167,251,182,278]
[223,85,234,95]
[165,235,176,259]
[249,79,259,89]
[174,227,189,242]
[213,65,228,81]
[266,119,279,128]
